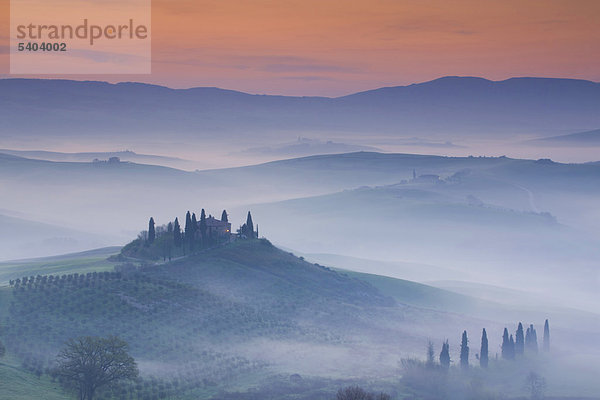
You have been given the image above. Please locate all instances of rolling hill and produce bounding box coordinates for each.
[531,128,600,146]
[1,77,599,149]
[246,178,600,310]
[2,151,600,261]
[0,149,194,169]
[0,212,115,262]
[0,239,492,399]
[2,239,600,399]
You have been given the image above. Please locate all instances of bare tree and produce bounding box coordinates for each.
[426,340,436,368]
[524,371,547,400]
[54,336,138,400]
[336,386,390,400]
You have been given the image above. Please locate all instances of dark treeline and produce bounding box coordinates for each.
[393,320,552,400]
[446,320,551,370]
[120,210,259,261]
[501,321,548,360]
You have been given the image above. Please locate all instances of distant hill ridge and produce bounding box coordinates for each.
[531,128,600,145]
[2,76,599,138]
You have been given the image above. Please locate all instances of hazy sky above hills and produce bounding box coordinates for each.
[1,0,599,96]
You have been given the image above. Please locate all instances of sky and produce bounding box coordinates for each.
[1,0,599,96]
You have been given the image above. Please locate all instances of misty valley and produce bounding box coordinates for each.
[0,77,599,400]
[1,149,599,400]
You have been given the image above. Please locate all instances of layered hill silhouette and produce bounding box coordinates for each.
[531,128,600,146]
[2,151,600,266]
[1,77,599,142]
[4,238,600,399]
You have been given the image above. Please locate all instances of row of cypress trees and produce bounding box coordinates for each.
[437,319,550,370]
[145,210,257,253]
[501,320,550,360]
[145,209,229,252]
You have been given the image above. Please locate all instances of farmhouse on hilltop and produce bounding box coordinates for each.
[204,215,232,239]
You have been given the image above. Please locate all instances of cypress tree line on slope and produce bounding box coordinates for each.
[436,320,550,373]
[125,209,260,264]
[480,328,488,368]
[460,331,469,370]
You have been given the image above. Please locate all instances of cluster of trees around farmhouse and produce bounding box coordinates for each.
[125,209,258,261]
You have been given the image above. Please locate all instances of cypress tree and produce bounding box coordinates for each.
[426,341,435,368]
[200,209,207,245]
[221,210,228,222]
[148,217,155,244]
[439,340,450,370]
[191,213,198,250]
[173,218,182,248]
[515,322,525,356]
[543,319,550,352]
[480,328,488,368]
[185,211,192,238]
[246,211,254,238]
[502,328,510,360]
[184,211,192,251]
[460,331,469,370]
[526,325,538,353]
[509,335,515,360]
[530,324,538,353]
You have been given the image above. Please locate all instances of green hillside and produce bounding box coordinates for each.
[0,359,66,400]
[0,239,414,399]
[0,247,120,285]
[336,269,489,312]
[2,240,598,399]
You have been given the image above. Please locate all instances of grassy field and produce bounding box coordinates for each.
[0,240,405,399]
[0,357,67,400]
[0,247,120,285]
[2,241,596,399]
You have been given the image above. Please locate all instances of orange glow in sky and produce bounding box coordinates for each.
[1,0,599,96]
